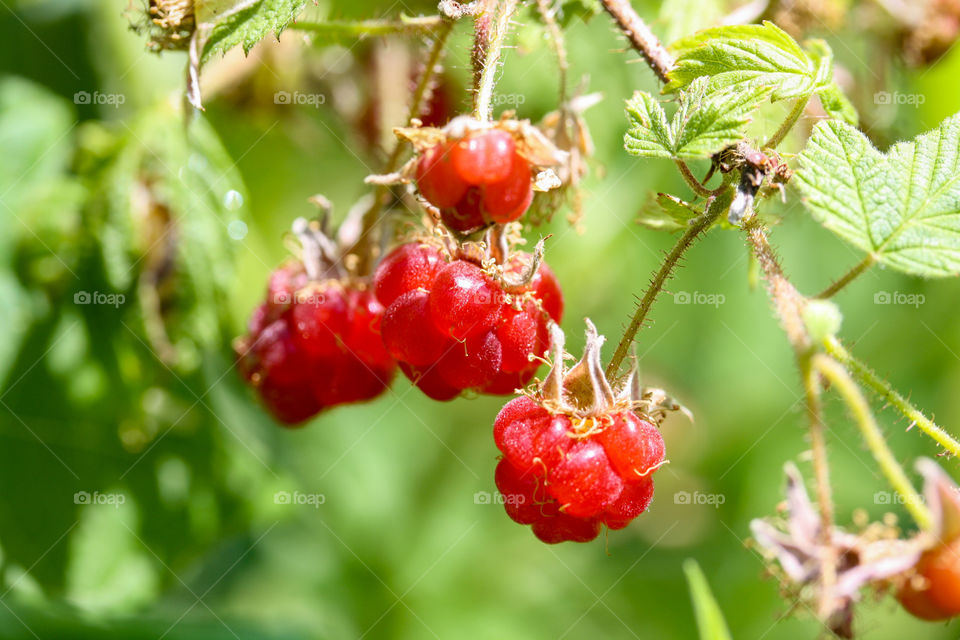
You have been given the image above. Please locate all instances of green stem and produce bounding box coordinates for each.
[823,336,960,458]
[473,0,520,120]
[814,354,932,530]
[800,352,836,618]
[674,159,713,198]
[765,95,809,149]
[815,254,876,299]
[605,203,723,380]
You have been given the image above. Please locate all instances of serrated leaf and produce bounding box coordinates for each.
[200,0,307,64]
[796,114,960,277]
[684,559,733,640]
[625,78,771,160]
[665,21,829,101]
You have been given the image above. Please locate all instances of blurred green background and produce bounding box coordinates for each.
[1,0,960,638]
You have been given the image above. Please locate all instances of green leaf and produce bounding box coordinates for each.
[625,78,771,160]
[796,114,960,277]
[638,193,700,231]
[817,84,859,126]
[200,0,307,64]
[683,559,733,640]
[665,21,829,101]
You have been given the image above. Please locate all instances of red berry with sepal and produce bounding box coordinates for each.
[489,321,678,543]
[414,122,537,232]
[373,240,563,400]
[234,217,397,425]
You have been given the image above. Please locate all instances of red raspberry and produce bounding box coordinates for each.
[482,156,534,224]
[416,127,535,233]
[428,261,503,340]
[235,264,397,426]
[451,129,516,184]
[381,290,453,366]
[374,242,563,400]
[416,141,468,208]
[373,243,443,307]
[490,321,666,543]
[899,538,960,620]
[289,284,349,357]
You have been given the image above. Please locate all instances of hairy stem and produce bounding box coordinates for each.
[473,0,520,120]
[674,159,713,198]
[599,0,675,83]
[800,353,836,618]
[765,94,809,149]
[353,19,454,274]
[815,254,876,299]
[606,204,723,380]
[814,354,932,530]
[823,336,960,458]
[743,219,810,353]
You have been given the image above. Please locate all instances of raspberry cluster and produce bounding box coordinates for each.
[493,322,666,543]
[235,223,396,425]
[374,242,563,400]
[416,127,534,233]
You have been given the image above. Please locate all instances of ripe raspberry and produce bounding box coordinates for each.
[428,261,503,340]
[898,538,960,620]
[450,129,516,184]
[373,243,443,307]
[491,321,668,543]
[234,220,397,425]
[373,242,563,400]
[415,125,535,233]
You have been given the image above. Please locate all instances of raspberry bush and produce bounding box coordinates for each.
[5,0,960,638]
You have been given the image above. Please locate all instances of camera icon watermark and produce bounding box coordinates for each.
[874,91,926,106]
[674,291,725,308]
[274,490,326,508]
[674,490,726,508]
[74,290,125,308]
[74,491,126,508]
[274,91,326,107]
[874,290,925,308]
[474,490,525,506]
[74,90,126,108]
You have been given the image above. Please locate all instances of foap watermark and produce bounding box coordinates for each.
[273,291,326,306]
[492,93,526,107]
[874,291,925,308]
[74,491,126,507]
[674,490,726,508]
[474,490,526,506]
[74,90,126,108]
[874,91,926,106]
[274,91,326,107]
[274,490,326,508]
[674,291,725,308]
[874,491,926,508]
[74,290,125,308]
